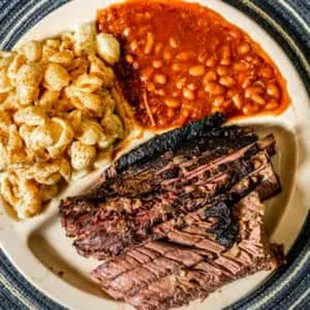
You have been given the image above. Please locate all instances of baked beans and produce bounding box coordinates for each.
[169,37,179,49]
[154,73,167,85]
[152,59,163,69]
[182,88,195,100]
[98,1,290,129]
[189,65,206,77]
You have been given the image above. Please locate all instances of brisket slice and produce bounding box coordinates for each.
[92,127,258,199]
[96,193,282,310]
[72,153,279,259]
[60,125,259,216]
[59,125,257,238]
[60,134,275,250]
[90,196,239,299]
[91,241,206,299]
[100,112,226,179]
[153,163,280,247]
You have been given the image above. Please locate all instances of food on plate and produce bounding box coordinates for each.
[60,113,279,258]
[97,1,290,129]
[0,0,289,307]
[0,23,126,219]
[91,193,283,310]
[59,113,284,310]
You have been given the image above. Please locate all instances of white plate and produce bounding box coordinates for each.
[0,0,310,309]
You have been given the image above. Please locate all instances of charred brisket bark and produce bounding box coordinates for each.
[61,137,278,258]
[72,159,279,259]
[59,114,284,310]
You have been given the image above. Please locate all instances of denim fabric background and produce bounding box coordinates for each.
[0,0,309,309]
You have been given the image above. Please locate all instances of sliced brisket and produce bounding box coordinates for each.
[91,241,205,299]
[59,114,284,310]
[68,154,279,259]
[60,135,278,257]
[124,193,283,310]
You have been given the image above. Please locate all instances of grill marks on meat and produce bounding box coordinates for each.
[92,241,205,299]
[92,193,283,310]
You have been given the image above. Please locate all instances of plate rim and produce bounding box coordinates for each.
[0,0,309,309]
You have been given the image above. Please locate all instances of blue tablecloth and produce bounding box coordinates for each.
[0,0,309,309]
